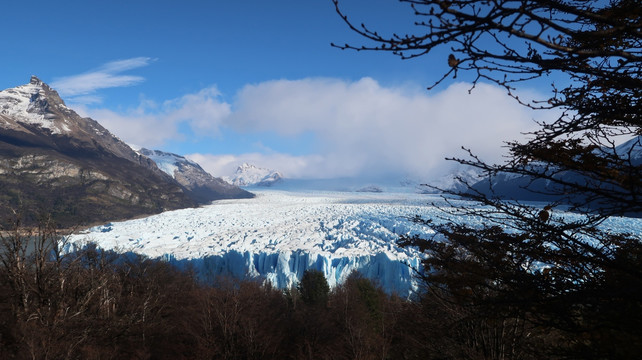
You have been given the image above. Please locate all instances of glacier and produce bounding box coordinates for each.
[68,190,446,296]
[66,189,642,297]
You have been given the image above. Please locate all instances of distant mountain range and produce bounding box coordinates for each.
[0,76,250,226]
[467,137,642,211]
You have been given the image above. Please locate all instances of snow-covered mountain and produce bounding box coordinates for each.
[615,135,642,165]
[393,167,484,195]
[0,76,247,226]
[0,76,149,163]
[227,163,283,187]
[138,148,253,201]
[467,136,642,212]
[413,168,483,194]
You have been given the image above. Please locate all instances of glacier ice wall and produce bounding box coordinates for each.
[163,250,422,295]
[69,190,447,296]
[68,189,642,297]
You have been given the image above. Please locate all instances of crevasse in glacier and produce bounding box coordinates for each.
[68,189,642,297]
[69,190,441,296]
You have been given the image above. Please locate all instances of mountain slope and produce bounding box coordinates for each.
[0,76,223,226]
[468,136,642,212]
[138,148,253,201]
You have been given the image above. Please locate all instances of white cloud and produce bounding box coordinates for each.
[187,153,324,179]
[78,77,552,180]
[224,78,546,179]
[77,85,229,147]
[52,57,154,98]
[162,87,231,135]
[75,105,181,147]
[98,57,153,73]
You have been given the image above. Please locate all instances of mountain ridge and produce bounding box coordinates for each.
[467,137,642,214]
[138,148,253,201]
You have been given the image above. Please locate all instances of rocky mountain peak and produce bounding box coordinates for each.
[0,78,193,226]
[0,76,71,135]
[228,163,283,187]
[0,77,148,163]
[29,75,42,85]
[28,76,65,108]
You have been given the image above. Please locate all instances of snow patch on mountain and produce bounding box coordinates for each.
[616,136,642,165]
[135,148,199,178]
[0,76,71,135]
[135,148,254,202]
[227,163,283,186]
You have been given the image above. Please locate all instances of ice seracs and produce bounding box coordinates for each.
[69,190,437,296]
[67,188,642,297]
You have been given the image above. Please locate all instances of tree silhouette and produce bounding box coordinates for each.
[298,269,331,307]
[335,0,642,357]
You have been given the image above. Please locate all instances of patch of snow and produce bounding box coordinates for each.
[136,148,198,177]
[0,79,69,135]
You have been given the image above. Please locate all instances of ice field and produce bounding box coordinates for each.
[68,189,642,296]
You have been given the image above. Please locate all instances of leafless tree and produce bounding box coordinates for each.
[335,0,642,357]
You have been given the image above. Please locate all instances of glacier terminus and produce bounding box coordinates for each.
[68,188,642,297]
[69,189,443,296]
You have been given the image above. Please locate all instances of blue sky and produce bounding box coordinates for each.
[1,0,552,180]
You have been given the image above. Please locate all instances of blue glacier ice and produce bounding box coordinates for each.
[69,190,439,297]
[68,189,642,298]
[162,250,422,296]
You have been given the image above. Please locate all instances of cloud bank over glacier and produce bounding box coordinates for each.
[76,77,550,180]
